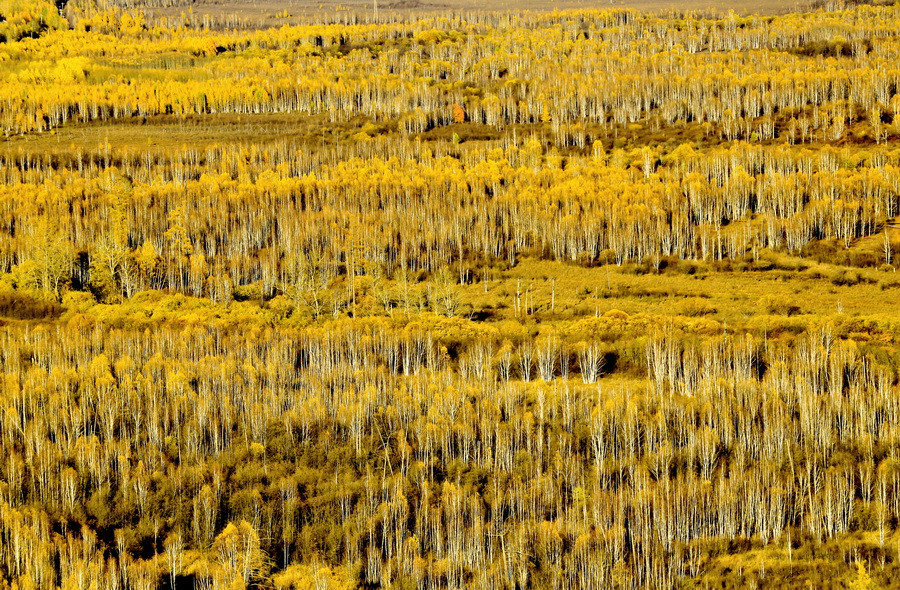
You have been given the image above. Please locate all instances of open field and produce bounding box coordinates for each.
[3,0,900,589]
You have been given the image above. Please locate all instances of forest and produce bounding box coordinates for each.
[2,0,900,587]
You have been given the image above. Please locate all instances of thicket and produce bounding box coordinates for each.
[4,140,900,307]
[0,2,899,589]
[0,0,66,42]
[2,319,900,589]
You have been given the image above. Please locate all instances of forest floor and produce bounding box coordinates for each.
[462,255,900,329]
[2,110,880,159]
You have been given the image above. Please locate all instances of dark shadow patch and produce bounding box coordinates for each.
[0,292,64,320]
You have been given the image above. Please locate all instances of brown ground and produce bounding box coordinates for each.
[147,0,808,27]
